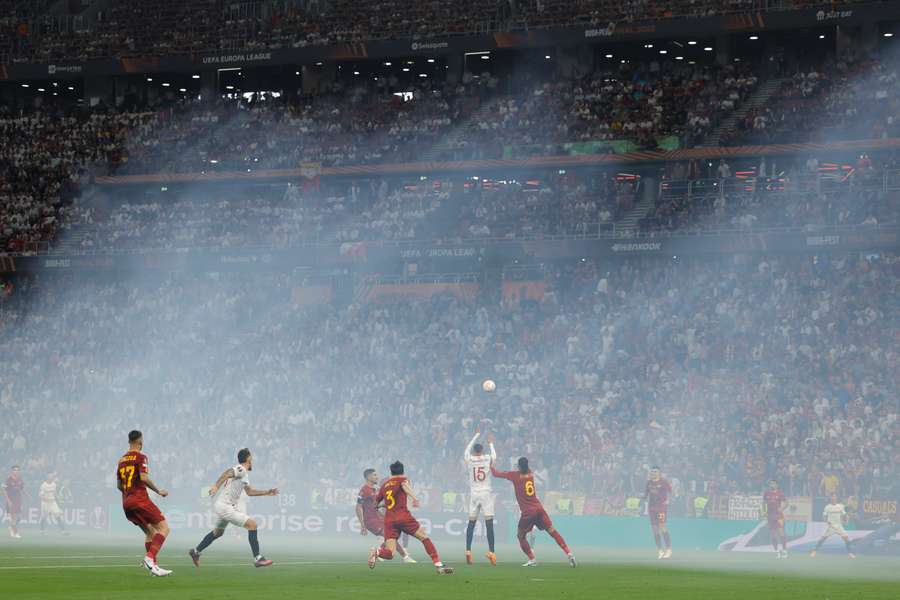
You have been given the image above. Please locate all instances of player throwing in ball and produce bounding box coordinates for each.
[356,468,415,563]
[644,466,672,559]
[464,429,498,565]
[189,448,277,568]
[367,461,453,574]
[810,493,856,559]
[116,430,172,577]
[762,479,789,558]
[491,455,576,567]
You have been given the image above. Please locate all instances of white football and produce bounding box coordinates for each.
[482,379,496,392]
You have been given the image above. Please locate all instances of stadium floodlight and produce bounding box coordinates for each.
[688,40,697,45]
[315,61,323,65]
[704,46,713,51]
[384,61,392,66]
[659,50,667,54]
[179,88,186,92]
[162,82,170,87]
[749,35,759,40]
[885,32,894,38]
[353,71,360,75]
[37,88,45,92]
[192,74,200,79]
[146,77,153,82]
[225,85,234,90]
[464,51,490,56]
[209,159,218,164]
[21,84,29,88]
[427,58,435,63]
[605,53,613,58]
[67,86,74,90]
[819,34,826,39]
[481,55,489,60]
[402,67,410,72]
[644,43,653,48]
[675,56,684,60]
[545,55,551,59]
[419,73,428,78]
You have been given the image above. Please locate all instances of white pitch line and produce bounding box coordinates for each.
[13,554,140,560]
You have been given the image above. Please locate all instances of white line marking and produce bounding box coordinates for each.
[0,561,354,571]
[13,555,140,560]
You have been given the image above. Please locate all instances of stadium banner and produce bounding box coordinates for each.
[728,495,763,521]
[0,503,109,531]
[6,5,899,81]
[12,227,899,273]
[861,498,900,522]
[785,496,813,522]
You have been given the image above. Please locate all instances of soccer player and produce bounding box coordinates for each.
[762,479,788,558]
[464,430,497,565]
[366,461,453,574]
[491,456,576,568]
[810,493,856,559]
[116,430,172,577]
[3,466,24,539]
[2,465,25,539]
[38,472,67,535]
[644,466,673,559]
[189,448,277,568]
[356,468,415,563]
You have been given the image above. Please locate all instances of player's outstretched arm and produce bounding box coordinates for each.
[490,465,514,480]
[208,468,236,496]
[464,429,480,461]
[400,479,420,507]
[245,487,278,497]
[487,433,497,461]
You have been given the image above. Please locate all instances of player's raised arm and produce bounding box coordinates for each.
[490,464,514,480]
[245,486,278,497]
[487,433,497,461]
[208,467,237,496]
[464,429,480,461]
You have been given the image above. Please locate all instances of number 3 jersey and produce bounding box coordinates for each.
[116,451,151,501]
[464,433,496,494]
[376,476,412,520]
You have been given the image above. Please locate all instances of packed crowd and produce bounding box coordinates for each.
[2,0,873,63]
[726,53,900,146]
[0,252,897,514]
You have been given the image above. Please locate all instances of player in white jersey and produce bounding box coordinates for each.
[810,493,856,558]
[38,472,67,535]
[189,448,279,568]
[464,429,497,565]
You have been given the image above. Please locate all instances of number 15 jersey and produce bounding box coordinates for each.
[464,434,496,494]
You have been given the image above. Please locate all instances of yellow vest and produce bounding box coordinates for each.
[694,496,709,517]
[442,492,456,511]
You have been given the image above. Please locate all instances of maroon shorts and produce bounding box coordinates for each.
[768,516,785,531]
[383,514,420,540]
[366,519,385,537]
[649,509,668,528]
[5,500,22,516]
[123,496,164,527]
[518,508,553,535]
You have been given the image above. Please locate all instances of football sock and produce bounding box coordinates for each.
[397,542,408,557]
[550,530,570,554]
[422,538,440,564]
[486,518,496,553]
[662,531,671,549]
[196,531,217,553]
[844,539,854,554]
[519,536,536,560]
[377,546,394,560]
[147,533,166,560]
[654,532,662,550]
[248,529,260,558]
[814,537,826,551]
[770,533,778,551]
[465,520,476,551]
[39,518,46,532]
[145,541,152,553]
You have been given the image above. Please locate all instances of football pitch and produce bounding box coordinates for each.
[1,538,898,600]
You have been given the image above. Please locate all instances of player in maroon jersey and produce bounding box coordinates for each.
[116,430,172,577]
[644,466,673,559]
[491,456,576,567]
[356,468,414,563]
[2,465,24,538]
[762,479,789,558]
[366,461,453,574]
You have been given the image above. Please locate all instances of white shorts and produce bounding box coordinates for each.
[468,491,495,518]
[214,502,250,530]
[41,502,62,518]
[823,523,848,538]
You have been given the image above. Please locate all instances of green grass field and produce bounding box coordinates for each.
[1,537,898,600]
